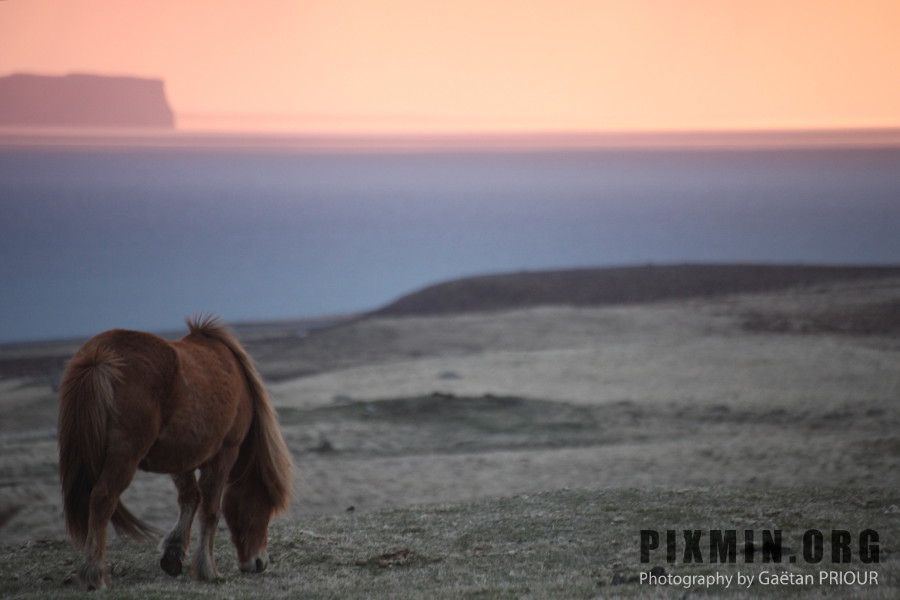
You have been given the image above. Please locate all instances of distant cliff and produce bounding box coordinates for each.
[0,73,175,129]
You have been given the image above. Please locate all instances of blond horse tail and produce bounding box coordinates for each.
[58,343,157,547]
[187,316,294,513]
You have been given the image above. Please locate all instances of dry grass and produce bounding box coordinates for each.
[1,487,898,599]
[1,269,899,598]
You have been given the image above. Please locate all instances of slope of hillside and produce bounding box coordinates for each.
[375,264,900,316]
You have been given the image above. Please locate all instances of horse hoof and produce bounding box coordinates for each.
[160,546,185,577]
[78,562,109,590]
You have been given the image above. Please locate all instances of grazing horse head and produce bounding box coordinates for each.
[223,386,295,574]
[225,472,276,573]
[58,316,294,590]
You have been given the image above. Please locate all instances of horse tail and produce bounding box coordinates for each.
[187,316,294,513]
[58,341,158,547]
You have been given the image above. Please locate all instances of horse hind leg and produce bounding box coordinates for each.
[192,447,239,581]
[79,457,141,590]
[160,471,200,577]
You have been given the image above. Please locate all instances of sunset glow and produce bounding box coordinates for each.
[2,0,899,134]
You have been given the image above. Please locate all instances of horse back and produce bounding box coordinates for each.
[79,328,180,423]
[137,329,254,473]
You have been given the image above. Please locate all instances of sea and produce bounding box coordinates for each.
[2,135,899,342]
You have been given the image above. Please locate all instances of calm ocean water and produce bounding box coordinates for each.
[2,145,899,342]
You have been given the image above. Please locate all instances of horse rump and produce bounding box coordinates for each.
[58,341,159,547]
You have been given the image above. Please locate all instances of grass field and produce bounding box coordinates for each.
[1,266,898,598]
[1,487,897,599]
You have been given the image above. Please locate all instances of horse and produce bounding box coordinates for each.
[57,315,294,590]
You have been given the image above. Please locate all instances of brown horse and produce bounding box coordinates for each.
[58,316,293,590]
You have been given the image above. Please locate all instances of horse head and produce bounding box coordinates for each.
[224,476,278,573]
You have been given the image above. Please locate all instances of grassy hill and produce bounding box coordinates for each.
[2,265,899,598]
[374,264,900,316]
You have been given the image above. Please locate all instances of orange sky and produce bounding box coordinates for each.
[1,0,899,133]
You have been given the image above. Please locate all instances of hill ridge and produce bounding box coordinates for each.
[375,263,900,316]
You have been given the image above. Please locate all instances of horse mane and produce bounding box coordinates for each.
[185,315,294,513]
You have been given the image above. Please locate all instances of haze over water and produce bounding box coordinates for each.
[2,139,899,342]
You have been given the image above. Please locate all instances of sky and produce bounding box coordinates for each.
[1,0,900,133]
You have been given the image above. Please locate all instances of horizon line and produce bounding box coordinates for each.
[2,125,900,153]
